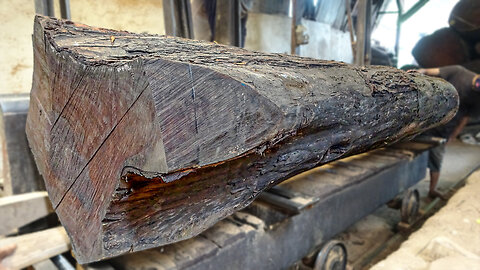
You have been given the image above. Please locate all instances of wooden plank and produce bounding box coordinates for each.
[0,191,53,235]
[25,16,459,263]
[0,227,70,270]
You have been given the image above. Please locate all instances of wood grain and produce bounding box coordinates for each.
[26,16,459,263]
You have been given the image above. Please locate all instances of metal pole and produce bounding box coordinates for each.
[181,0,194,39]
[59,0,71,20]
[163,0,194,39]
[35,0,54,17]
[46,0,54,16]
[394,0,403,65]
[51,255,75,270]
[400,0,429,22]
[230,0,241,47]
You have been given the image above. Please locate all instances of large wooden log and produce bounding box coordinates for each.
[26,16,458,263]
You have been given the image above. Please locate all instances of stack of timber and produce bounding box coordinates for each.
[412,0,480,71]
[26,16,458,263]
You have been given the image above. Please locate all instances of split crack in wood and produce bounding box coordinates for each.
[54,84,149,210]
[25,16,459,263]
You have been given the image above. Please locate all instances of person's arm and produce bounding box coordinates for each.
[0,244,16,270]
[416,68,441,77]
[417,65,471,82]
[449,116,469,143]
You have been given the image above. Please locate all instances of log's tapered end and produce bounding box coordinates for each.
[26,16,459,263]
[393,69,459,132]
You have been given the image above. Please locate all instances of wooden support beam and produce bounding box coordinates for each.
[0,191,53,235]
[0,227,70,270]
[355,0,367,65]
[26,16,458,263]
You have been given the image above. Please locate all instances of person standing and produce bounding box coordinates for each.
[417,65,480,199]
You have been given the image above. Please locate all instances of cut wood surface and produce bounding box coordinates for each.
[26,16,458,263]
[0,227,70,270]
[0,191,53,235]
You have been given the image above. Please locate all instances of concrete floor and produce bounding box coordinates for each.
[334,140,480,269]
[371,166,480,269]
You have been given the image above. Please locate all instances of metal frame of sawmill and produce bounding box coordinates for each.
[35,0,71,19]
[108,140,434,270]
[372,0,431,62]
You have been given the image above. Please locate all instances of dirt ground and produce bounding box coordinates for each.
[336,140,480,270]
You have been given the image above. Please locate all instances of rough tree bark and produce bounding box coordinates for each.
[26,16,458,263]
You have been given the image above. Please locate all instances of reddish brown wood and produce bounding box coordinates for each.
[26,16,458,263]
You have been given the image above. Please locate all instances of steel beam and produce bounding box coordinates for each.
[400,0,429,23]
[230,0,241,47]
[395,0,429,62]
[163,0,194,39]
[34,0,54,17]
[59,0,71,20]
